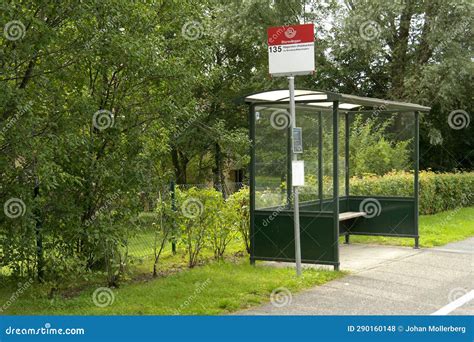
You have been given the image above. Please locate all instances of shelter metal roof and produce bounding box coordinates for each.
[243,89,431,112]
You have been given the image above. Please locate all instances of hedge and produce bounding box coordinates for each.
[350,171,474,215]
[140,172,472,269]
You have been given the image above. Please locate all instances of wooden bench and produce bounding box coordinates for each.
[338,211,367,221]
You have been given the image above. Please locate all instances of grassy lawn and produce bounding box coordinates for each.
[0,260,343,315]
[348,206,474,247]
[0,213,343,315]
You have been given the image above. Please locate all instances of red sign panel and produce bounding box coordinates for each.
[267,23,314,46]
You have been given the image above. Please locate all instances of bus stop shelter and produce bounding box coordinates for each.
[244,89,430,270]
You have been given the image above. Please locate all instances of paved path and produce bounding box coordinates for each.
[239,238,474,315]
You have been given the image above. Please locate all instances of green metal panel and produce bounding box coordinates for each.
[343,196,417,237]
[253,210,338,265]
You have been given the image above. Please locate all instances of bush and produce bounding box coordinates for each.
[151,191,174,276]
[226,186,250,254]
[174,187,249,262]
[176,187,224,267]
[350,171,474,215]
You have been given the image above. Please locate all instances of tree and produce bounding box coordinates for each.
[318,0,473,170]
[0,0,202,281]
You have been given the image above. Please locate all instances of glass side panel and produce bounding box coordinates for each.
[254,105,334,211]
[254,106,289,209]
[347,110,415,197]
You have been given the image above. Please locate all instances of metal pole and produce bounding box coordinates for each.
[288,76,302,276]
[249,105,256,264]
[318,111,323,211]
[287,123,292,208]
[332,101,340,271]
[170,181,177,255]
[414,111,420,249]
[344,112,350,245]
[345,112,350,197]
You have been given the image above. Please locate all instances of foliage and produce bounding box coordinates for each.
[226,186,250,254]
[0,0,186,281]
[176,187,216,267]
[349,115,412,176]
[255,171,473,216]
[174,186,243,263]
[350,171,474,214]
[151,192,174,277]
[318,0,473,171]
[211,199,241,260]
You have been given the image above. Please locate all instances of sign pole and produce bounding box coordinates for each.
[267,23,314,277]
[288,76,302,277]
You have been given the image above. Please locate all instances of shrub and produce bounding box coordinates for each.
[209,192,237,260]
[151,191,174,276]
[350,171,474,215]
[226,186,250,254]
[175,187,220,267]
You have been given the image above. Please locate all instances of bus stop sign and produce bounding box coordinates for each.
[267,23,315,77]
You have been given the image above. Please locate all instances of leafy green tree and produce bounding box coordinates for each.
[0,0,204,281]
[318,0,473,170]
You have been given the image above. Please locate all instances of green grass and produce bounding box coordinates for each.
[0,260,343,315]
[347,206,474,247]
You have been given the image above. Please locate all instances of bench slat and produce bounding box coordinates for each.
[339,211,367,221]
